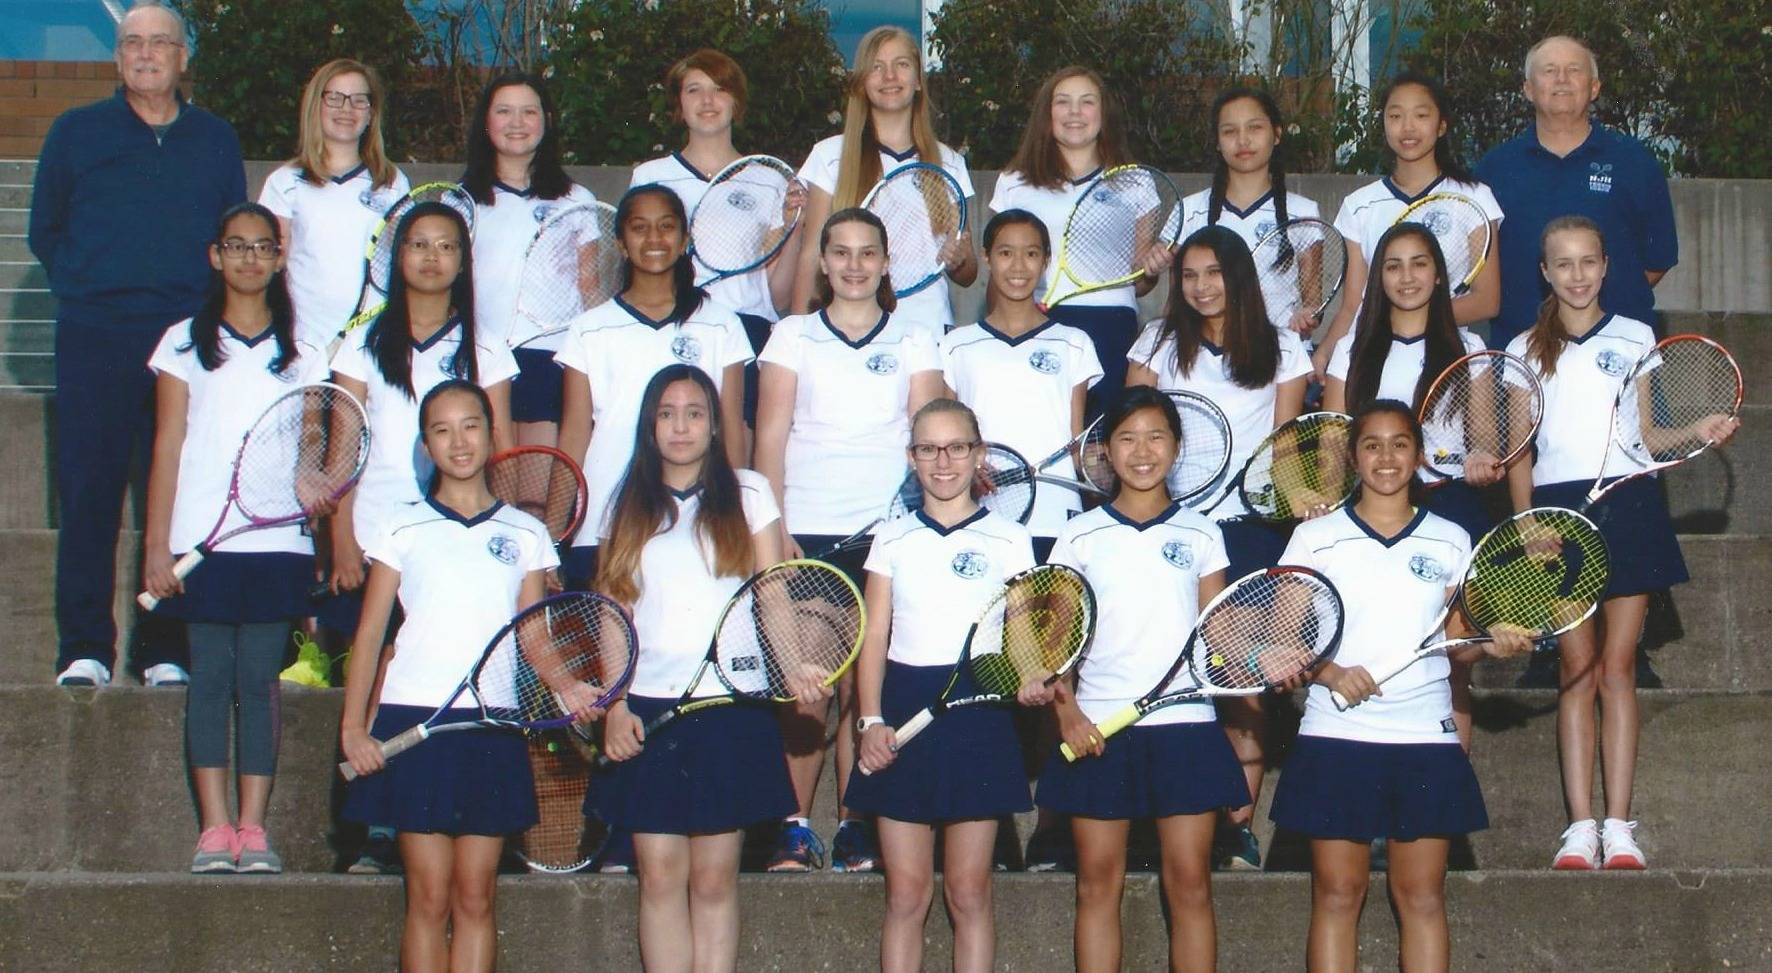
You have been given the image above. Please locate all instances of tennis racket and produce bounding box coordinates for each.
[510,202,622,352]
[1042,164,1182,310]
[1198,411,1356,521]
[137,382,369,610]
[862,161,968,299]
[330,181,478,356]
[1418,350,1543,487]
[880,563,1096,758]
[1391,192,1492,296]
[339,590,638,780]
[1250,217,1347,334]
[1580,335,1743,513]
[689,155,804,286]
[593,558,866,768]
[486,445,589,545]
[1060,565,1343,760]
[519,729,598,873]
[986,389,1233,503]
[1331,506,1609,710]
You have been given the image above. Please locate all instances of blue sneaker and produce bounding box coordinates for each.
[592,829,635,874]
[831,819,878,873]
[1215,825,1262,871]
[765,822,825,873]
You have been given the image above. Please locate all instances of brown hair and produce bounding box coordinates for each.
[666,49,749,125]
[1004,66,1133,190]
[812,208,898,312]
[293,59,398,189]
[832,26,946,211]
[1527,214,1608,379]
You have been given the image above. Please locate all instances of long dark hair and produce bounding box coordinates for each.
[417,379,494,496]
[184,202,299,374]
[1343,224,1463,412]
[813,207,898,312]
[1378,71,1475,184]
[596,364,752,605]
[461,72,574,205]
[366,201,479,398]
[1349,398,1428,507]
[616,184,708,324]
[1004,66,1133,190]
[981,208,1052,253]
[1207,87,1292,230]
[1148,226,1278,388]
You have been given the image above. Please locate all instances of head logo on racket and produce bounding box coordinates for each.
[1161,541,1195,570]
[1028,350,1062,375]
[1408,553,1447,583]
[866,352,900,375]
[486,534,520,565]
[670,334,702,364]
[951,550,989,579]
[1595,350,1631,377]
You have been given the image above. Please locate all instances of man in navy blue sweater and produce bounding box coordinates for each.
[29,0,245,686]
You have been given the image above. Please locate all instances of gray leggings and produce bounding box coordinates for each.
[185,622,286,776]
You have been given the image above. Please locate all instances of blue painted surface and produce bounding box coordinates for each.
[0,0,116,61]
[824,0,921,60]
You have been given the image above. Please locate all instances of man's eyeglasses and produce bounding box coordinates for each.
[119,35,183,54]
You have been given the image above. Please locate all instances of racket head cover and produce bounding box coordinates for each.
[1392,192,1490,292]
[976,442,1038,523]
[233,382,370,524]
[1240,411,1356,520]
[964,563,1096,696]
[367,181,478,295]
[1249,217,1348,328]
[1459,507,1609,640]
[690,155,802,277]
[513,202,621,343]
[1047,164,1181,303]
[862,162,968,299]
[469,590,638,727]
[709,559,867,702]
[1190,565,1343,692]
[1610,334,1744,467]
[486,445,589,544]
[1419,350,1544,480]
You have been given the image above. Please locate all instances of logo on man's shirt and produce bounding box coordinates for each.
[1161,540,1195,570]
[951,549,989,579]
[670,334,702,363]
[1587,162,1614,194]
[865,352,900,375]
[1028,349,1061,375]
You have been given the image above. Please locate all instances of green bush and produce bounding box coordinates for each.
[546,0,848,165]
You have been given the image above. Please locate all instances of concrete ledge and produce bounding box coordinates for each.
[0,870,1768,972]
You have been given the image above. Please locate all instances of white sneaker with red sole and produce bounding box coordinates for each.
[1601,818,1646,869]
[1552,819,1600,870]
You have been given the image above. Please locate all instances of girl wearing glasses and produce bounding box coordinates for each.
[259,59,408,347]
[754,208,943,874]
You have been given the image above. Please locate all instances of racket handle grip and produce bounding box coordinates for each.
[1330,656,1417,711]
[891,709,935,751]
[1059,704,1141,761]
[136,548,207,609]
[336,725,430,781]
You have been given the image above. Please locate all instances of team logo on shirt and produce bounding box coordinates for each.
[532,204,557,223]
[1027,350,1061,374]
[486,534,521,565]
[670,334,702,363]
[1160,541,1195,570]
[1254,220,1276,239]
[725,189,759,212]
[1418,209,1453,239]
[865,352,900,375]
[359,188,399,212]
[1587,162,1614,194]
[1595,349,1631,377]
[1408,554,1447,583]
[951,550,989,579]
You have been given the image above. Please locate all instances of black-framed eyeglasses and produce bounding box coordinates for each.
[909,441,978,462]
[217,239,279,259]
[321,91,373,110]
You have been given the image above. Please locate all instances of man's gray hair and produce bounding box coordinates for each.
[1523,35,1599,82]
[116,0,189,46]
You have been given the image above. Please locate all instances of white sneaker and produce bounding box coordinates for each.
[1601,818,1646,870]
[1552,819,1600,870]
[56,659,111,687]
[143,663,191,687]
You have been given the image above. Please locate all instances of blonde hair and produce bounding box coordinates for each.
[832,26,946,211]
[294,59,398,190]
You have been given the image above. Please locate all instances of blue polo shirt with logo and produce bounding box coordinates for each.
[1475,124,1676,350]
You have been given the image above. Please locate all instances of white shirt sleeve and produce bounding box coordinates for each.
[329,331,370,381]
[1073,331,1105,390]
[1198,521,1231,577]
[364,519,406,572]
[1127,319,1163,366]
[147,321,192,380]
[902,325,941,376]
[757,318,802,373]
[1327,333,1353,382]
[739,470,782,534]
[477,340,520,387]
[1277,331,1312,384]
[257,165,297,219]
[551,321,591,374]
[797,137,842,197]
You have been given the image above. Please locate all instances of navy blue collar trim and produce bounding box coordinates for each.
[1220,190,1274,220]
[819,308,889,349]
[426,496,504,527]
[1382,174,1446,205]
[494,180,535,198]
[669,483,703,501]
[1567,312,1615,344]
[412,317,462,352]
[329,164,368,185]
[916,506,988,536]
[1070,166,1104,187]
[1200,336,1225,357]
[1345,503,1426,548]
[219,320,274,348]
[1104,499,1182,531]
[880,144,918,163]
[616,295,675,330]
[1391,332,1426,346]
[672,151,713,182]
[977,318,1056,346]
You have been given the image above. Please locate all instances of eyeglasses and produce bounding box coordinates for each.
[119,34,182,54]
[403,238,462,256]
[909,441,978,462]
[217,239,279,259]
[321,91,373,110]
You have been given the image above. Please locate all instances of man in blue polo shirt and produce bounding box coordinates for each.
[1476,35,1677,351]
[28,0,245,686]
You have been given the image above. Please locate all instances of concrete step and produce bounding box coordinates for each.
[0,396,56,530]
[0,285,54,319]
[0,260,46,289]
[0,208,27,233]
[0,160,35,181]
[0,234,32,261]
[0,185,32,208]
[2,686,1766,874]
[0,317,50,354]
[0,354,53,390]
[1,870,1768,972]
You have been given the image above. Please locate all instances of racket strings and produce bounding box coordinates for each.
[1420,352,1544,476]
[514,205,620,337]
[1194,570,1342,691]
[1063,168,1179,286]
[1614,339,1743,465]
[474,593,636,722]
[692,161,797,274]
[487,449,587,544]
[520,732,596,872]
[368,183,477,294]
[975,445,1037,523]
[715,563,864,701]
[1462,510,1609,637]
[234,385,369,521]
[1396,196,1489,288]
[1170,394,1234,501]
[1242,414,1355,520]
[867,168,963,294]
[968,566,1094,695]
[1251,220,1348,327]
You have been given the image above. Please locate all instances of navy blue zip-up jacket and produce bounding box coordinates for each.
[28,88,245,325]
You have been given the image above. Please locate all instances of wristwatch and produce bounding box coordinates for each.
[856,715,885,733]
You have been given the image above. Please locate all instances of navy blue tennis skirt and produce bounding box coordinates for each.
[844,660,1033,823]
[588,694,796,835]
[1424,479,1494,544]
[560,545,598,592]
[1048,304,1138,421]
[1036,720,1249,820]
[1220,516,1293,581]
[1269,735,1487,842]
[153,551,314,624]
[739,312,772,427]
[342,703,538,836]
[510,347,565,424]
[1534,477,1687,597]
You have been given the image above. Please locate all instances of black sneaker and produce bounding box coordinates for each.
[347,828,401,875]
[831,819,878,873]
[1024,827,1075,873]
